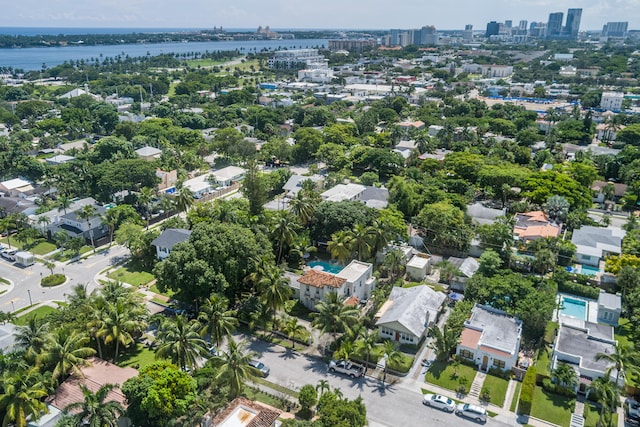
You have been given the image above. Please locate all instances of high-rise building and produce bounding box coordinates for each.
[547,12,564,38]
[463,24,473,41]
[602,21,629,37]
[519,20,528,31]
[420,26,438,45]
[485,21,500,38]
[505,20,513,28]
[564,8,582,39]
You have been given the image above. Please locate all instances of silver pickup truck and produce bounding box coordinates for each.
[328,359,364,378]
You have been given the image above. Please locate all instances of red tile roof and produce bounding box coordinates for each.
[212,397,281,427]
[47,358,138,411]
[459,328,482,349]
[479,345,512,358]
[298,269,346,289]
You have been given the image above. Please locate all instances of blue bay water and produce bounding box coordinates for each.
[0,37,328,71]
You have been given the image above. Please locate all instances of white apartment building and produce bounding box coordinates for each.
[268,49,326,70]
[600,92,624,112]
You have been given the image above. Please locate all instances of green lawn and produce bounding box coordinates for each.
[483,374,510,407]
[544,321,558,345]
[0,277,9,284]
[510,380,523,412]
[108,262,155,287]
[14,305,58,326]
[537,347,552,377]
[425,361,477,392]
[615,318,634,349]
[530,388,574,427]
[253,377,299,398]
[116,343,157,370]
[186,57,236,67]
[364,346,415,373]
[584,402,617,427]
[30,240,57,256]
[50,246,92,261]
[149,283,174,298]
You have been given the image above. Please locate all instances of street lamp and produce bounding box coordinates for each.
[27,289,32,306]
[11,301,15,312]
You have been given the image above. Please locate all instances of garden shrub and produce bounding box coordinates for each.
[557,280,599,299]
[41,273,65,287]
[518,365,536,415]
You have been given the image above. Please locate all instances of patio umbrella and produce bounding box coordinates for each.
[449,292,464,301]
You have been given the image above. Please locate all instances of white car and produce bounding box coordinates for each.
[422,394,455,412]
[456,403,487,423]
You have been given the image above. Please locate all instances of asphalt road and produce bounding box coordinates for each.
[239,334,514,427]
[0,245,130,313]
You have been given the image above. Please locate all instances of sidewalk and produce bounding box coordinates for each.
[398,377,563,427]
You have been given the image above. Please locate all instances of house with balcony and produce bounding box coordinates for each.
[297,260,376,311]
[456,304,522,371]
[374,285,445,345]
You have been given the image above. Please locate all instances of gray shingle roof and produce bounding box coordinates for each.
[151,228,192,249]
[375,286,446,338]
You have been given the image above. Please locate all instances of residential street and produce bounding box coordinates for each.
[0,245,130,312]
[239,333,515,427]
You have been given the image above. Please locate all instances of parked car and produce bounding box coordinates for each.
[0,249,17,262]
[456,403,487,423]
[626,399,640,426]
[248,359,270,378]
[422,394,455,412]
[328,359,364,378]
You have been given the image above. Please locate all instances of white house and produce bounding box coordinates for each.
[211,166,246,187]
[0,178,33,198]
[406,254,431,281]
[552,316,619,392]
[375,285,445,344]
[600,92,624,112]
[297,260,376,311]
[457,304,522,371]
[597,291,622,326]
[321,183,366,202]
[151,228,192,260]
[571,226,625,267]
[135,146,162,161]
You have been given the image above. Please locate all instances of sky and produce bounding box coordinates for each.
[1,0,638,31]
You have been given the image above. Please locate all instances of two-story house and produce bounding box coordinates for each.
[297,260,376,311]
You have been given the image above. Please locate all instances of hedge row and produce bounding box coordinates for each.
[41,274,65,287]
[557,281,600,299]
[518,365,537,416]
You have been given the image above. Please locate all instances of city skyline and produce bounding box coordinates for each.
[1,0,638,31]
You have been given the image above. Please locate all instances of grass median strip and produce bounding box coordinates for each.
[253,378,299,398]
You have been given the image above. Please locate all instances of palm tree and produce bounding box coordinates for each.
[587,376,620,427]
[552,362,578,392]
[64,383,124,427]
[595,343,640,386]
[14,316,49,363]
[351,223,372,262]
[272,215,297,264]
[156,315,208,371]
[158,195,174,219]
[327,230,354,265]
[37,328,96,382]
[258,266,293,329]
[101,210,119,246]
[198,294,238,349]
[37,216,50,237]
[356,329,378,373]
[381,340,403,384]
[98,301,139,363]
[0,216,15,249]
[280,315,306,348]
[175,185,194,213]
[312,292,360,345]
[289,192,314,225]
[383,248,406,280]
[211,339,257,398]
[57,194,72,215]
[533,248,556,274]
[316,379,330,397]
[428,325,459,362]
[77,205,96,252]
[0,369,48,427]
[366,221,392,260]
[138,187,155,229]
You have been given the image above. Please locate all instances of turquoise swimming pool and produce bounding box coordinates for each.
[308,260,343,274]
[579,265,601,277]
[559,296,587,320]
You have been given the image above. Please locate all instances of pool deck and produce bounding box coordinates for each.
[554,293,598,323]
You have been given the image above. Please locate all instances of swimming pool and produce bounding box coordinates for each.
[559,296,587,320]
[308,260,343,274]
[579,265,601,277]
